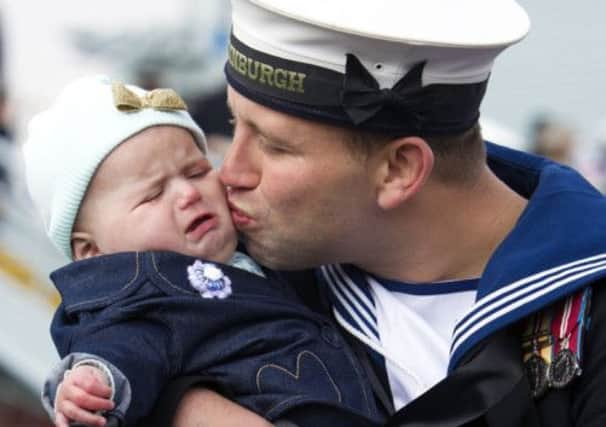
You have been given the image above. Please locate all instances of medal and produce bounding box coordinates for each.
[521,311,552,399]
[548,348,581,388]
[524,353,549,398]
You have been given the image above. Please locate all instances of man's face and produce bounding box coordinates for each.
[221,87,380,270]
[77,126,237,261]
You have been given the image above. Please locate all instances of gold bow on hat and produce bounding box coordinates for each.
[112,81,188,112]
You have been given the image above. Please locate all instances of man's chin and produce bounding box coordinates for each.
[239,235,283,268]
[246,244,281,269]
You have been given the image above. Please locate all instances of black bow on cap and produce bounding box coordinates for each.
[340,54,427,126]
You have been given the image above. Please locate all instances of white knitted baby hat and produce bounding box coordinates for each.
[22,75,208,259]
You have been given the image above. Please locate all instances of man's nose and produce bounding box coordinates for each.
[220,127,261,190]
[176,179,202,209]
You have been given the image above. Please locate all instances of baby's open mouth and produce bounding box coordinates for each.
[186,214,213,234]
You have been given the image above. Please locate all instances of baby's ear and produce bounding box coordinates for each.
[71,232,102,261]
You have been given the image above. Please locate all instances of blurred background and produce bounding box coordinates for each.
[0,0,603,425]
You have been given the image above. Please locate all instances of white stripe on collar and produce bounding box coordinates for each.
[450,253,606,361]
[320,265,379,342]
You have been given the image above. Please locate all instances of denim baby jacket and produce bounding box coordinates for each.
[44,251,382,427]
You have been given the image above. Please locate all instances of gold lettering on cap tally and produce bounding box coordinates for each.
[228,43,306,94]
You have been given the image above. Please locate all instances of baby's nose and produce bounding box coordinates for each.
[176,181,201,209]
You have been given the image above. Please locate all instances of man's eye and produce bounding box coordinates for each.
[266,145,288,154]
[259,138,289,155]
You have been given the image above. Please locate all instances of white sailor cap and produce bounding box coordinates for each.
[226,0,530,136]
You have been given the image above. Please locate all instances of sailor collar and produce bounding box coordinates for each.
[320,142,606,372]
[449,142,606,369]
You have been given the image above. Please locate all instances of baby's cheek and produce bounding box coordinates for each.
[143,227,184,252]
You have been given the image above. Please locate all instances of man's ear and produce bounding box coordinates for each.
[375,136,434,210]
[71,231,102,261]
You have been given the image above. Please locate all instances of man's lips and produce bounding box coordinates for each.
[228,202,253,227]
[185,213,216,240]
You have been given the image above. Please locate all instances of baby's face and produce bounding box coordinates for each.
[75,125,237,262]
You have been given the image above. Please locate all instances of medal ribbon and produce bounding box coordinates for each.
[550,286,592,360]
[521,308,551,364]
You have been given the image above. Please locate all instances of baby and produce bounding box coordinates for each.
[23,76,383,427]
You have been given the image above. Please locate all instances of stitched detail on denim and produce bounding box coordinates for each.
[150,252,196,295]
[256,350,342,404]
[67,252,141,310]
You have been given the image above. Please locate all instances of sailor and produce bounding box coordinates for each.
[149,1,606,425]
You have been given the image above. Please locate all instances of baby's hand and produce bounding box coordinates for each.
[54,365,114,427]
